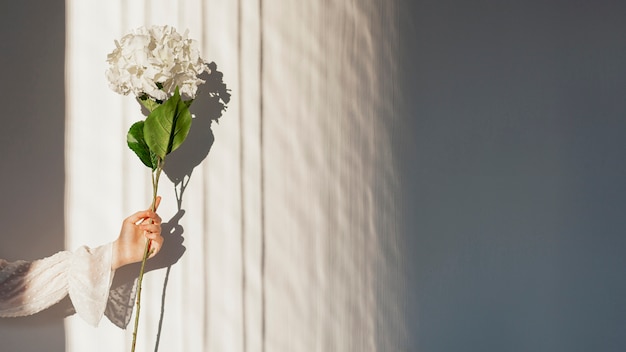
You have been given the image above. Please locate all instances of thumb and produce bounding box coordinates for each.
[151,196,162,211]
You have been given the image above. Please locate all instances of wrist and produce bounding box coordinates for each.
[111,240,122,270]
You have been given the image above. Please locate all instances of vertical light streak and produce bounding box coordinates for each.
[258,0,267,351]
[237,0,248,350]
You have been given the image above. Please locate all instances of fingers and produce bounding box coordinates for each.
[145,232,164,258]
[140,208,163,258]
[120,200,164,260]
[125,209,162,225]
[124,196,162,224]
[140,223,161,234]
[146,211,162,225]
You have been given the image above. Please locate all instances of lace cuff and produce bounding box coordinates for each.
[68,243,115,326]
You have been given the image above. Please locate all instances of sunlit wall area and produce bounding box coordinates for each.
[65,1,241,351]
[262,1,403,351]
[65,0,404,351]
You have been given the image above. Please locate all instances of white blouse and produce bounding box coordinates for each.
[0,243,116,326]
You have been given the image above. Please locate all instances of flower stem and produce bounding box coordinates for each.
[131,158,164,352]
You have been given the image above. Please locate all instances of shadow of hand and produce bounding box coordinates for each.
[146,209,187,271]
[104,209,187,328]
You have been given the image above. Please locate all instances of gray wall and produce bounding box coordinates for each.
[399,1,626,351]
[0,1,67,351]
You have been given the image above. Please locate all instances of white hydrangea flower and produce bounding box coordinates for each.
[106,25,209,101]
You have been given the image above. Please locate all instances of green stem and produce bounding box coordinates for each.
[131,158,164,352]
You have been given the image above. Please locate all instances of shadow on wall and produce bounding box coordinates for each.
[0,1,67,351]
[114,63,230,351]
[152,62,230,352]
[162,62,231,208]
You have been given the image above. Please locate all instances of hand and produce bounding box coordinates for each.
[111,197,164,270]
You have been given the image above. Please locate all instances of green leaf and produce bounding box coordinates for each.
[144,87,192,159]
[138,95,161,112]
[127,120,156,170]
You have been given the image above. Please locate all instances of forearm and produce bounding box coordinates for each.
[0,244,115,326]
[0,252,71,318]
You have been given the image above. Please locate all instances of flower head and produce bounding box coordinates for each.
[106,25,209,101]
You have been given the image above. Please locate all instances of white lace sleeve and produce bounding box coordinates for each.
[0,243,115,326]
[67,243,115,325]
